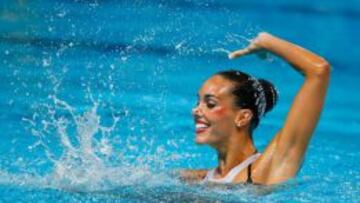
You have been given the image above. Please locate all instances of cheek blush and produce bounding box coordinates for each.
[212,106,227,117]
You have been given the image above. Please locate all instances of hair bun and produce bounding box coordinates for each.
[259,79,278,114]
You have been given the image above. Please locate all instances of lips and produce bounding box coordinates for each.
[195,120,210,134]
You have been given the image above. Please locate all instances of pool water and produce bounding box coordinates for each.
[0,0,359,202]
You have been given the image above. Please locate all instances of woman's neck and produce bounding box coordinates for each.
[215,131,257,178]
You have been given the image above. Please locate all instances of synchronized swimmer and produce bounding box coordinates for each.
[181,32,330,185]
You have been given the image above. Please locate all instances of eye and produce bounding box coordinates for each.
[206,101,216,109]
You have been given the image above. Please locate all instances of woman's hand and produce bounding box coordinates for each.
[228,32,270,59]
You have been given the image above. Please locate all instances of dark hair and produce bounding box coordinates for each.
[216,70,278,131]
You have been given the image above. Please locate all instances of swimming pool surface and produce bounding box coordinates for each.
[0,0,359,202]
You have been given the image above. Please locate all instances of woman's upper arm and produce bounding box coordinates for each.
[256,64,330,184]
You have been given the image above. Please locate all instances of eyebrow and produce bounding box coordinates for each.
[197,94,218,99]
[205,94,217,99]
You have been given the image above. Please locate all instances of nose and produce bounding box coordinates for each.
[192,104,202,117]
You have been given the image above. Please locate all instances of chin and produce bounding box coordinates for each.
[195,134,207,144]
[195,131,224,148]
[195,133,213,145]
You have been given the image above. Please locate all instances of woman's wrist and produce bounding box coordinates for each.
[254,32,273,50]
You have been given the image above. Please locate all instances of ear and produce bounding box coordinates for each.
[235,109,253,128]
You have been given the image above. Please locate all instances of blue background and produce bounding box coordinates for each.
[0,0,359,202]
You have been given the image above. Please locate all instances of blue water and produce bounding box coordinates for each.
[0,0,359,202]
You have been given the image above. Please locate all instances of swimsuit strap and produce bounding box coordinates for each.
[246,164,253,184]
[203,153,261,184]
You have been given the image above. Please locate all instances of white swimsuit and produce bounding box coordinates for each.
[203,153,261,184]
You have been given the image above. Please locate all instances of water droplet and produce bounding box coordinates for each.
[42,58,51,67]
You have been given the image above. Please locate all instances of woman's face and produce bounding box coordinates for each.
[192,75,239,147]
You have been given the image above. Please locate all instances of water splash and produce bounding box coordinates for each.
[47,97,112,191]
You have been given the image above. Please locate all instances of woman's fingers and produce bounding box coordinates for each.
[228,48,251,59]
[228,33,269,59]
[228,40,262,59]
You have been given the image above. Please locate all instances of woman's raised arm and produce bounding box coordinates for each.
[230,32,331,184]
